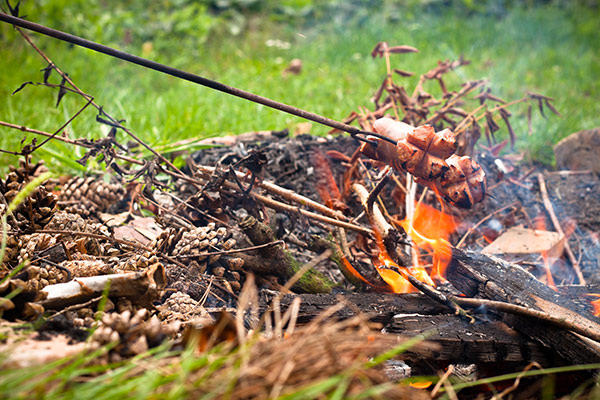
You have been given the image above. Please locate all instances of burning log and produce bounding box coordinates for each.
[447,248,600,365]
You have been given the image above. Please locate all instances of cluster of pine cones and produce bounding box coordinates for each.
[0,156,248,363]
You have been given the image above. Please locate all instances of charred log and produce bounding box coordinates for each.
[447,248,600,365]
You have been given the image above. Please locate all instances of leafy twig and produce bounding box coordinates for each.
[0,120,144,166]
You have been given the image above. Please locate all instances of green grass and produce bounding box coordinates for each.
[0,4,598,173]
[0,325,430,399]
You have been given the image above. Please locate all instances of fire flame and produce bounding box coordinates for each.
[533,214,558,291]
[376,202,457,293]
[587,294,600,317]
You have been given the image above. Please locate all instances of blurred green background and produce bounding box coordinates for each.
[0,0,598,173]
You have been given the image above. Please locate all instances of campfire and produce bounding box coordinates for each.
[1,12,600,399]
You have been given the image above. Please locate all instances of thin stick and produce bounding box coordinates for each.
[537,173,585,284]
[196,165,348,222]
[0,13,367,137]
[198,275,214,308]
[453,97,529,137]
[425,80,486,125]
[47,295,103,320]
[431,364,455,399]
[31,95,94,152]
[31,229,152,251]
[246,185,373,236]
[452,296,600,343]
[352,182,391,236]
[494,362,541,400]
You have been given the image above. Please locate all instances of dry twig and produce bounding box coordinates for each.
[537,173,585,284]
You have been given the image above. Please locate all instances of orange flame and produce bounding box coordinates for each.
[587,294,600,317]
[398,202,456,281]
[374,202,457,293]
[533,214,558,291]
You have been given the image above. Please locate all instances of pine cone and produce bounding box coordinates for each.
[0,234,20,272]
[45,211,112,257]
[23,265,69,292]
[157,291,210,325]
[88,309,178,361]
[59,176,125,217]
[45,210,88,232]
[151,227,186,255]
[172,223,233,264]
[18,233,57,264]
[8,157,51,185]
[114,251,161,273]
[2,171,57,231]
[166,224,242,299]
[61,257,113,277]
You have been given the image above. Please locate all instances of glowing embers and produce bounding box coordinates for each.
[373,202,457,293]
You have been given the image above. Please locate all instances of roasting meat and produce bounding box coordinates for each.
[359,117,487,208]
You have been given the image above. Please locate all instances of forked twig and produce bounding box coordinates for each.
[0,120,144,166]
[5,17,195,185]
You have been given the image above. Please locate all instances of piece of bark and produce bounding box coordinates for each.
[482,226,565,259]
[447,249,600,364]
[35,243,69,264]
[239,216,334,293]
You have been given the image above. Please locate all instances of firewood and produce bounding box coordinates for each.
[388,314,555,365]
[264,293,449,324]
[38,263,166,310]
[264,293,554,364]
[447,248,600,364]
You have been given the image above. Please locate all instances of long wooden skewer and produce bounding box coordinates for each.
[0,12,397,146]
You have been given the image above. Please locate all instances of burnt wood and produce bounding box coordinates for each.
[388,314,556,365]
[447,249,600,365]
[263,292,449,324]
[263,292,557,364]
